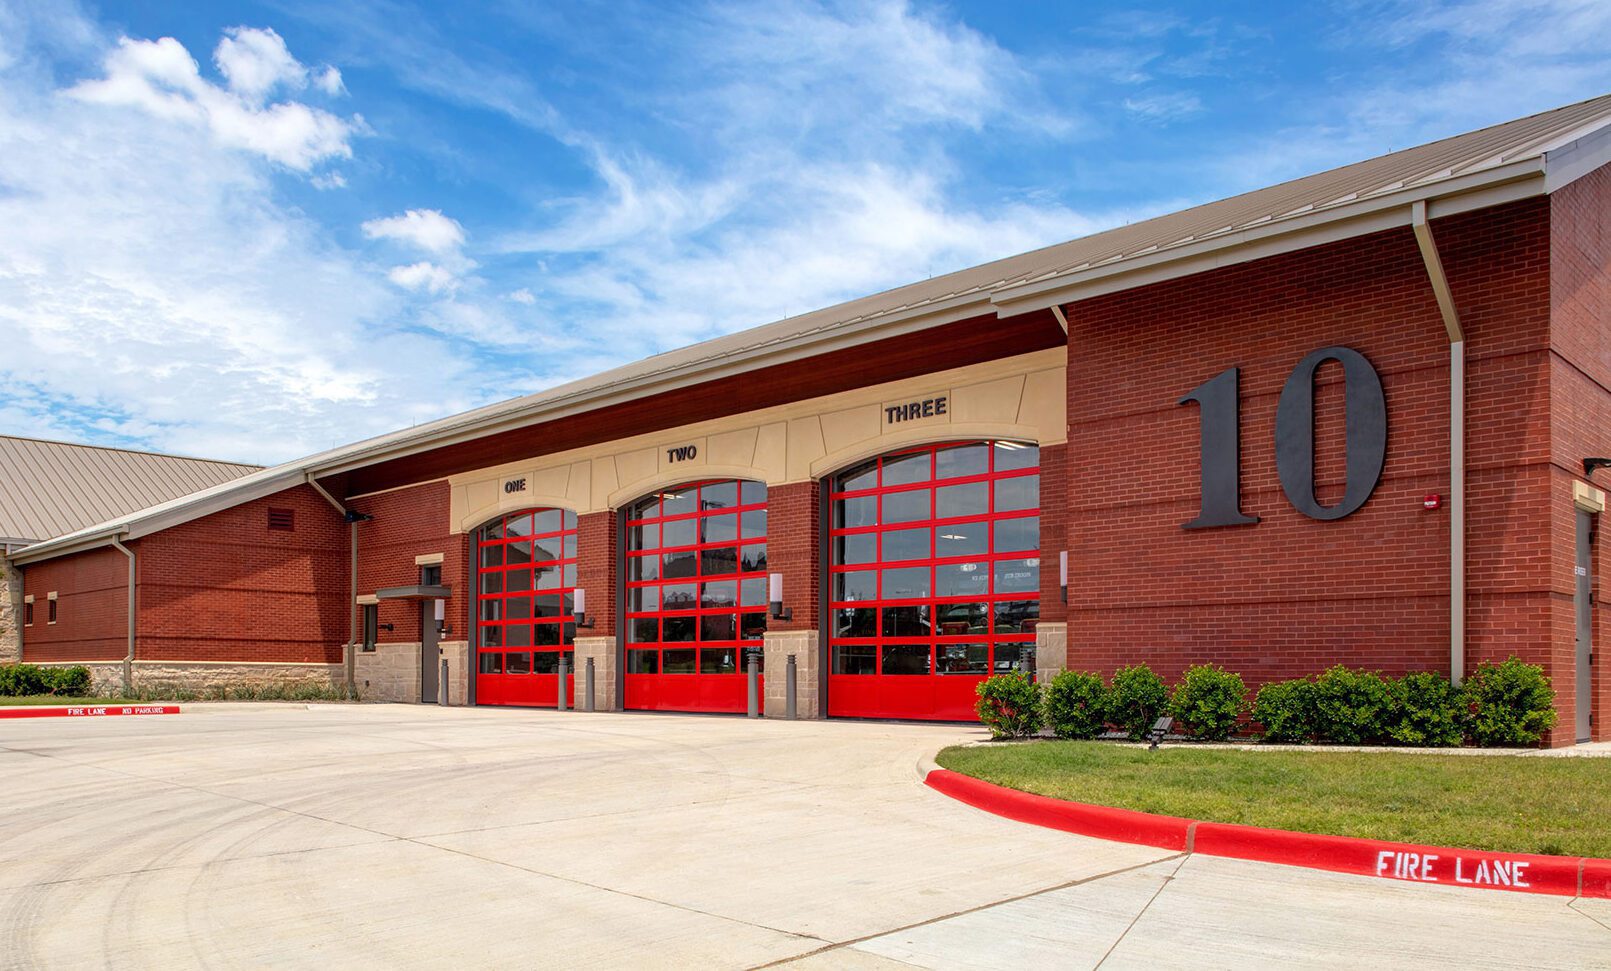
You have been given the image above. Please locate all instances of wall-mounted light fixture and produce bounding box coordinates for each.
[574,588,594,629]
[769,572,792,621]
[1586,458,1611,478]
[1059,551,1069,604]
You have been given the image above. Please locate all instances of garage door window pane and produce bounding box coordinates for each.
[882,645,931,675]
[835,645,877,674]
[937,644,989,675]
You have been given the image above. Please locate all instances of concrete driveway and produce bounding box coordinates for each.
[1,704,1607,969]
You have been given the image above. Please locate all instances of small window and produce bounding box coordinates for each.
[361,604,378,652]
[420,564,442,586]
[48,599,58,624]
[24,601,33,626]
[267,507,295,531]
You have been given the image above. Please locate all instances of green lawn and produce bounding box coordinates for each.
[936,741,1611,858]
[0,695,140,706]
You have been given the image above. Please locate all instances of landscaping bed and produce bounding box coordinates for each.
[935,740,1611,857]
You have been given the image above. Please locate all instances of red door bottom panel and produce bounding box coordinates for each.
[624,673,760,714]
[827,674,983,721]
[476,673,574,708]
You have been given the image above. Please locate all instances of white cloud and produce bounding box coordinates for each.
[362,208,467,254]
[315,64,345,95]
[213,26,304,102]
[0,15,493,462]
[507,288,535,305]
[68,29,356,172]
[1123,92,1203,121]
[387,260,458,294]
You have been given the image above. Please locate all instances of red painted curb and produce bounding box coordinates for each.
[925,769,1192,851]
[0,705,180,720]
[1193,821,1584,897]
[924,768,1609,899]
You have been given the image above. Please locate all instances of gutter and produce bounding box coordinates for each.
[1411,200,1466,685]
[110,537,135,694]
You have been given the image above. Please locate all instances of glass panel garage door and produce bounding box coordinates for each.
[624,480,769,713]
[828,441,1040,720]
[475,508,577,707]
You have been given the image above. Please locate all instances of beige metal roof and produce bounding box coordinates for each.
[0,436,260,546]
[11,92,1611,565]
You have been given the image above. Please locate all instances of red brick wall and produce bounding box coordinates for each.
[351,481,465,648]
[21,547,129,661]
[1063,198,1554,712]
[134,485,348,662]
[1549,161,1611,741]
[576,510,617,638]
[767,481,819,632]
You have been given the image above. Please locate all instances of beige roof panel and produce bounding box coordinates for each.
[0,436,260,545]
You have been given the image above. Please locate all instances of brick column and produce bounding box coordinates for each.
[575,511,619,710]
[1035,442,1069,681]
[762,480,822,717]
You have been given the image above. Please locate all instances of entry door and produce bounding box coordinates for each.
[1577,509,1593,742]
[421,601,441,704]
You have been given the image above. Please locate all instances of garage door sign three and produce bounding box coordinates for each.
[1179,345,1386,528]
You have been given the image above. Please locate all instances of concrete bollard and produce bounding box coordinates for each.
[786,653,797,720]
[557,655,569,711]
[439,659,449,707]
[584,657,595,713]
[746,653,759,718]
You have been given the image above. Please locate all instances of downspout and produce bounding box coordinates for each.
[110,537,135,694]
[307,476,366,697]
[1412,200,1466,685]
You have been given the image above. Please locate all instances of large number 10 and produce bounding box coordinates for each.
[1178,345,1387,528]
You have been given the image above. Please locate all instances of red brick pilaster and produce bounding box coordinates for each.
[577,510,617,638]
[766,481,819,632]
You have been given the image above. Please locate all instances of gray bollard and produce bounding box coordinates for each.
[557,655,569,711]
[785,653,797,720]
[746,653,759,718]
[584,657,595,712]
[439,659,449,707]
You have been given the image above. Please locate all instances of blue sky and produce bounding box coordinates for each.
[1,1,1608,464]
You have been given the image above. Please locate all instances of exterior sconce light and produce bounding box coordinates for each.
[574,588,594,629]
[1586,458,1611,478]
[769,572,792,621]
[1059,551,1068,604]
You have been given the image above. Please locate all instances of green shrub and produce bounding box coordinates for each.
[975,672,1043,738]
[1044,670,1109,739]
[1252,678,1317,743]
[1461,657,1557,746]
[0,664,91,696]
[1107,664,1169,740]
[1168,664,1247,741]
[1312,666,1395,745]
[1387,672,1464,747]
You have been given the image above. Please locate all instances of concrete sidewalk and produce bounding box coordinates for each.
[0,704,1606,969]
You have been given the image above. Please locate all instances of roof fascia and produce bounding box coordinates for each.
[1543,120,1611,193]
[989,158,1546,316]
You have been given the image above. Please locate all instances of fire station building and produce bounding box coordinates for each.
[12,96,1611,746]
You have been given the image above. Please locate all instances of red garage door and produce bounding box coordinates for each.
[475,508,577,707]
[624,480,769,713]
[827,441,1040,721]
